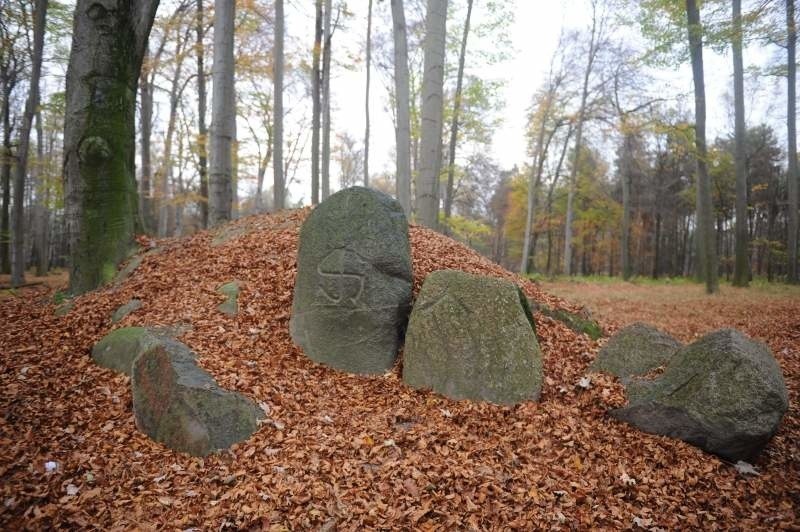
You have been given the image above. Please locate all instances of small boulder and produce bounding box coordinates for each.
[403,270,543,404]
[589,322,681,380]
[111,298,142,323]
[612,329,789,461]
[217,281,240,316]
[290,186,412,374]
[132,338,263,456]
[91,327,159,375]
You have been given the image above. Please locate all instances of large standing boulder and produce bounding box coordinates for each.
[403,270,543,405]
[132,338,263,456]
[589,322,681,380]
[613,329,788,461]
[290,186,412,374]
[91,327,159,375]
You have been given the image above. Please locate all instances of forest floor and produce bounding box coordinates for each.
[0,209,798,530]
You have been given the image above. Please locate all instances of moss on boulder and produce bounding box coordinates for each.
[132,338,263,456]
[589,322,681,380]
[91,327,159,375]
[217,281,240,316]
[403,270,543,405]
[613,329,789,461]
[531,301,603,340]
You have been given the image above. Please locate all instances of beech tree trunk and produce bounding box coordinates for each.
[417,0,448,229]
[208,0,235,227]
[391,0,412,215]
[273,0,285,210]
[10,0,45,286]
[788,0,798,282]
[311,0,322,205]
[321,0,332,200]
[64,0,159,294]
[196,0,209,227]
[685,0,718,293]
[621,131,633,280]
[732,0,749,286]
[34,111,49,276]
[364,0,373,187]
[0,72,14,275]
[444,0,473,222]
[139,48,154,233]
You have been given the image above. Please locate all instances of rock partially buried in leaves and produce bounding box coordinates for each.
[217,281,240,316]
[132,338,263,456]
[403,270,543,404]
[111,298,142,323]
[91,327,159,375]
[590,322,681,380]
[531,301,603,340]
[290,186,412,374]
[613,329,789,461]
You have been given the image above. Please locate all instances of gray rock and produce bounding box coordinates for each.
[217,281,240,316]
[589,322,681,380]
[111,298,142,323]
[91,326,159,375]
[290,186,412,374]
[132,338,264,456]
[613,329,789,461]
[403,270,543,405]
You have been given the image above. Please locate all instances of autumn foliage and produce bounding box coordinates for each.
[0,209,797,529]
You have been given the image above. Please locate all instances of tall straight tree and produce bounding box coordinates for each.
[196,0,209,227]
[788,0,798,282]
[563,0,603,276]
[311,0,322,204]
[391,0,412,215]
[321,0,332,199]
[208,0,235,227]
[139,47,154,232]
[732,0,749,286]
[64,0,160,294]
[364,0,373,187]
[11,0,48,287]
[443,0,473,221]
[273,0,284,210]
[685,0,718,293]
[417,0,448,229]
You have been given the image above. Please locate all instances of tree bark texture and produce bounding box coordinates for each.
[391,0,412,215]
[732,0,750,286]
[196,0,209,227]
[64,0,159,294]
[311,0,322,205]
[273,0,285,210]
[364,0,373,187]
[321,0,332,200]
[788,0,798,282]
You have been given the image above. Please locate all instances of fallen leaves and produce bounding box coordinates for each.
[0,209,797,529]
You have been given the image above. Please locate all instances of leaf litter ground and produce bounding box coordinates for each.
[0,209,797,530]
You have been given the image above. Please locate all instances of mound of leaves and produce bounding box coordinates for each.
[0,209,797,529]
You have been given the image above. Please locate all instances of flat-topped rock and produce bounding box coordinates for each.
[290,187,412,374]
[91,326,159,375]
[613,329,788,461]
[132,338,263,456]
[403,270,543,405]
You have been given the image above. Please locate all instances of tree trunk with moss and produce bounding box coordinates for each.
[64,0,160,294]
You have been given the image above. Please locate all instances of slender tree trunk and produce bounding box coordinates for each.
[787,0,798,282]
[417,0,448,229]
[621,132,633,280]
[444,0,473,221]
[64,0,160,294]
[11,1,47,286]
[311,0,322,204]
[521,123,558,274]
[364,0,373,187]
[196,0,209,227]
[208,0,235,227]
[0,81,12,275]
[273,0,285,210]
[732,0,750,286]
[34,111,48,276]
[564,2,600,275]
[139,49,154,233]
[686,0,718,293]
[322,0,333,200]
[391,0,412,215]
